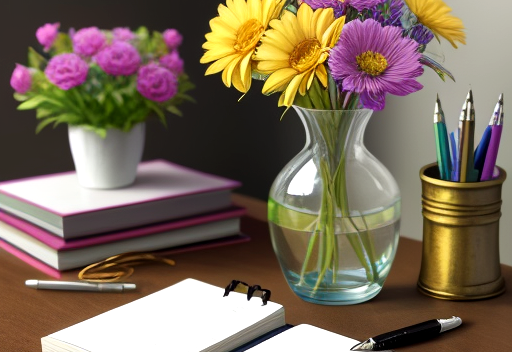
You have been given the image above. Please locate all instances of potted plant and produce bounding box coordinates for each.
[10,24,194,189]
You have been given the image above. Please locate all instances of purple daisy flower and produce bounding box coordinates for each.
[36,23,60,51]
[162,29,183,50]
[112,27,136,42]
[137,63,178,102]
[329,18,423,111]
[301,0,347,17]
[349,0,386,11]
[159,51,184,75]
[10,64,32,94]
[409,24,435,46]
[73,27,106,57]
[303,0,384,17]
[364,0,404,27]
[45,53,89,90]
[95,41,141,76]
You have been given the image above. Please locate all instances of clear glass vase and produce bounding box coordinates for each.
[268,106,401,305]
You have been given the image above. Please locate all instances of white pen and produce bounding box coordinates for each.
[25,280,136,292]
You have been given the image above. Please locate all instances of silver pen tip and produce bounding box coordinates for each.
[351,339,375,351]
[460,89,475,121]
[25,279,38,288]
[495,93,504,126]
[122,283,137,291]
[439,316,462,332]
[434,94,445,123]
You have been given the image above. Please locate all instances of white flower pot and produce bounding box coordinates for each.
[68,123,145,189]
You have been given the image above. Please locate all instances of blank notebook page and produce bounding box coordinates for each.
[43,279,284,352]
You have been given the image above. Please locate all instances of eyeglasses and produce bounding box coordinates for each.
[223,280,271,305]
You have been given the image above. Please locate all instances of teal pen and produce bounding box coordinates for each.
[433,95,452,180]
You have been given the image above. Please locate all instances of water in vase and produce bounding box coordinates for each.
[268,198,400,305]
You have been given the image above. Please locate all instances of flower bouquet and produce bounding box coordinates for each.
[201,0,465,303]
[10,24,194,137]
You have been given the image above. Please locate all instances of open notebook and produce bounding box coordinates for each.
[41,278,285,352]
[41,279,363,352]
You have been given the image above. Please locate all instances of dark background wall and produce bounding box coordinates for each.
[0,0,384,201]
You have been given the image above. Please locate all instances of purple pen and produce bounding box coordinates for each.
[480,94,504,181]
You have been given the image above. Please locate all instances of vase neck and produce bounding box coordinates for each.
[293,106,373,170]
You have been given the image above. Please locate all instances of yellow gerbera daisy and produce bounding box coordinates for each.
[253,4,345,107]
[200,0,286,93]
[405,0,465,48]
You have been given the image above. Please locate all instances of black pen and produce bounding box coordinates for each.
[350,316,462,351]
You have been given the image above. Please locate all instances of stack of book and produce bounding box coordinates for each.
[0,160,247,277]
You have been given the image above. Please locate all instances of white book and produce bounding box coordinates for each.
[0,160,240,239]
[41,279,286,352]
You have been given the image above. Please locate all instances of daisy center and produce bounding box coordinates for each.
[234,19,264,53]
[290,38,322,72]
[356,51,388,76]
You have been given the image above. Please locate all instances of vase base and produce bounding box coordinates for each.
[284,270,384,305]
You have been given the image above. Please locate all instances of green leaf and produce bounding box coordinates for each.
[111,91,124,106]
[328,73,338,110]
[135,26,149,39]
[52,33,73,54]
[53,112,82,124]
[104,99,115,117]
[150,31,168,57]
[13,93,29,102]
[35,117,58,134]
[36,108,55,119]
[420,55,455,82]
[165,105,182,117]
[27,47,47,70]
[17,95,49,110]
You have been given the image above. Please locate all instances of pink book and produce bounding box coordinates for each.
[0,160,241,239]
[0,207,247,271]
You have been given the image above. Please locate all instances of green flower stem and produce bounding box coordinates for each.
[297,108,379,293]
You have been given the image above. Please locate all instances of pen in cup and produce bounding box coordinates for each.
[433,94,452,180]
[25,279,136,292]
[457,90,478,182]
[480,94,504,181]
[449,130,460,182]
[473,109,495,180]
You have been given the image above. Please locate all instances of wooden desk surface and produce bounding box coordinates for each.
[1,195,511,351]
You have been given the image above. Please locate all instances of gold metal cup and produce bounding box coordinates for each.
[418,163,506,300]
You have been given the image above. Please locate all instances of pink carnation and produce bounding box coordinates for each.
[72,27,106,57]
[36,23,60,51]
[159,51,184,75]
[95,41,141,76]
[45,53,89,90]
[162,29,183,50]
[137,63,177,102]
[10,64,32,94]
[112,27,136,42]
